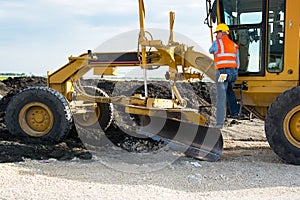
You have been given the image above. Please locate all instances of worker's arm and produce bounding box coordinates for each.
[209,40,218,54]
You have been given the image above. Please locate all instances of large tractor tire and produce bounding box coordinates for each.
[5,86,73,141]
[73,86,113,130]
[265,86,300,164]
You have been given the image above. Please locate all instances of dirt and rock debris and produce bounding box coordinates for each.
[0,76,218,163]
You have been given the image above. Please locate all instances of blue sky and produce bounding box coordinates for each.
[0,0,212,75]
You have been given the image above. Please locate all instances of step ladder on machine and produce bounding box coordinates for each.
[233,81,250,120]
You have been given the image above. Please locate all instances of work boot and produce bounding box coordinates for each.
[213,123,223,129]
[229,114,240,119]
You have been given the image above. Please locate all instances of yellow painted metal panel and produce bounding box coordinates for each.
[93,67,118,76]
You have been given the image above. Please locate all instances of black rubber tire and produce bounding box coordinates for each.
[265,86,300,164]
[5,86,73,141]
[74,86,113,130]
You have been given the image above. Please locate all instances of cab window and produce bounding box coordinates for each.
[222,0,264,74]
[223,0,263,25]
[267,0,285,73]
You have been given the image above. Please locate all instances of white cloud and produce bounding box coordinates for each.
[46,0,137,16]
[0,0,212,75]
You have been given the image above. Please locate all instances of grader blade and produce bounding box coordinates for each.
[135,116,223,162]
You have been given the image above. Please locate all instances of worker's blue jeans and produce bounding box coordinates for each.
[215,68,239,125]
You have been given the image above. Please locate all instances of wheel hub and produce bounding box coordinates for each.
[33,112,44,123]
[289,113,300,141]
[74,104,100,127]
[284,106,300,147]
[19,102,54,137]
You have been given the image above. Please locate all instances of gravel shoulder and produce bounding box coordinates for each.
[1,119,300,200]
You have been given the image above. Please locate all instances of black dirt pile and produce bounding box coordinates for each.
[0,77,91,162]
[0,77,47,129]
[0,130,91,162]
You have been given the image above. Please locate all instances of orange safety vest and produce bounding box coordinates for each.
[214,35,239,69]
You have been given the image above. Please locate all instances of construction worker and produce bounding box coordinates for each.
[209,23,240,128]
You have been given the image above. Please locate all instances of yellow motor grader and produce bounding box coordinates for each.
[4,0,300,164]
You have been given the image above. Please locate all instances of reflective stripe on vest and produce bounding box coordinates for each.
[214,36,238,69]
[215,60,237,65]
[214,53,237,58]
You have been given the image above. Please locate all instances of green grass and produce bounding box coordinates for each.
[0,76,8,81]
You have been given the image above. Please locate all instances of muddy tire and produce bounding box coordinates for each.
[73,86,113,130]
[5,86,72,141]
[265,86,300,164]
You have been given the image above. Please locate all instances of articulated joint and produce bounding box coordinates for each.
[165,71,184,81]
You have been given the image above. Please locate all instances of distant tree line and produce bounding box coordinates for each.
[0,72,26,76]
